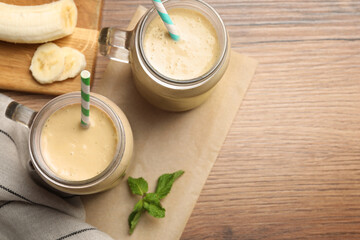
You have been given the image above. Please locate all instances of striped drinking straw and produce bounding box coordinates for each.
[152,0,180,41]
[80,70,90,128]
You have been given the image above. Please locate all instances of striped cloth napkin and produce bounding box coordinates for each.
[0,93,113,240]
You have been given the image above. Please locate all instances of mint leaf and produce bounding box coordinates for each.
[143,201,165,218]
[143,193,164,218]
[133,199,144,211]
[155,170,184,199]
[173,170,184,180]
[128,209,143,235]
[128,199,144,235]
[128,177,148,196]
[144,193,160,204]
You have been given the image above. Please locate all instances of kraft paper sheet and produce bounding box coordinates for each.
[82,6,258,240]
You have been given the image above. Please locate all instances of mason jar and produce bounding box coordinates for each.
[5,92,133,195]
[99,0,230,111]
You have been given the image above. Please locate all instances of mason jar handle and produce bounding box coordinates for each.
[98,27,132,63]
[5,100,37,128]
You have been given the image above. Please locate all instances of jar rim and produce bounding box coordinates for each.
[29,92,126,189]
[138,0,228,85]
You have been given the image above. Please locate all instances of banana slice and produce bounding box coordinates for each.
[29,43,65,84]
[58,47,86,81]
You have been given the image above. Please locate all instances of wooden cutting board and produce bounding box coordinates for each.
[0,0,103,95]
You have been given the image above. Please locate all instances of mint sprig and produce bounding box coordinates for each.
[127,170,184,235]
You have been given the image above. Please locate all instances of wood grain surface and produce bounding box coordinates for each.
[2,0,360,239]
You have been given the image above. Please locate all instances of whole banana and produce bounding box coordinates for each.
[0,0,77,44]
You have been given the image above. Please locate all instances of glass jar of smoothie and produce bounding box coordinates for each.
[5,92,133,195]
[99,0,230,111]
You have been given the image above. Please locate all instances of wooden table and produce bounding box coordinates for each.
[3,0,360,239]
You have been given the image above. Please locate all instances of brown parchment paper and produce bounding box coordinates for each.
[82,6,258,240]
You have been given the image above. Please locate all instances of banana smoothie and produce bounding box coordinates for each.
[100,0,229,111]
[143,8,220,80]
[40,103,117,181]
[27,92,133,194]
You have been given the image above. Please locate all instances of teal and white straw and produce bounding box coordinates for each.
[152,0,180,41]
[80,70,90,128]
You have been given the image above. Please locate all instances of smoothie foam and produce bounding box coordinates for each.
[143,8,220,80]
